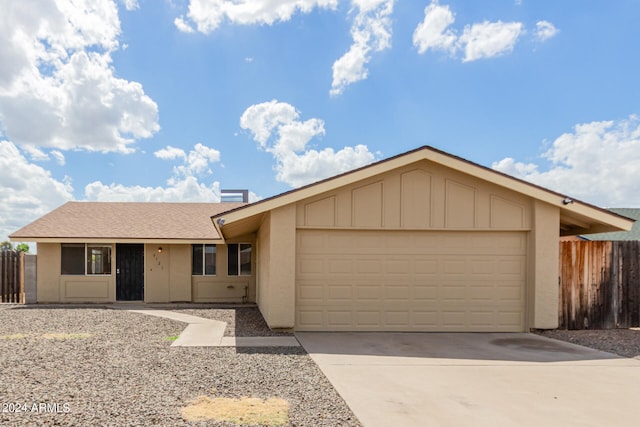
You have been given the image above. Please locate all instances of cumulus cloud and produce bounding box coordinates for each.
[492,115,640,207]
[330,0,394,96]
[412,1,456,54]
[84,177,222,202]
[534,20,559,42]
[413,1,549,62]
[0,140,73,241]
[458,20,523,62]
[175,0,338,34]
[240,100,377,187]
[154,146,187,160]
[86,143,223,202]
[0,0,159,154]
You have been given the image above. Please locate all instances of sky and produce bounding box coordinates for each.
[1,0,640,243]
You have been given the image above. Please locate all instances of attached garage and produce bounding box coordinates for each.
[296,229,526,331]
[212,146,633,332]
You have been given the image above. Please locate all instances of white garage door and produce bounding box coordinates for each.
[296,230,527,332]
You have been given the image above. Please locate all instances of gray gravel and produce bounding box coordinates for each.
[176,308,293,337]
[535,328,640,359]
[0,306,361,426]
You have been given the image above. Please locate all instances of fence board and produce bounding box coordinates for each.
[559,241,640,329]
[0,251,24,304]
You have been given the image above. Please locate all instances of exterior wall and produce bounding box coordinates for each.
[191,237,257,303]
[36,242,115,303]
[530,200,560,329]
[290,160,551,330]
[169,245,191,302]
[256,205,297,329]
[145,244,170,302]
[36,243,62,302]
[296,160,532,231]
[35,242,258,304]
[257,213,272,321]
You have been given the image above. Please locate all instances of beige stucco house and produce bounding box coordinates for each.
[10,146,633,332]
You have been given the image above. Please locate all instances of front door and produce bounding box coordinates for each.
[116,244,144,301]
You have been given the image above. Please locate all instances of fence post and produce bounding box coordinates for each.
[1,252,5,302]
[24,254,37,304]
[19,251,25,304]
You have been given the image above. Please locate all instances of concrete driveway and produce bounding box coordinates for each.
[296,332,640,427]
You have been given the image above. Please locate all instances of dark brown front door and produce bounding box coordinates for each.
[116,244,144,301]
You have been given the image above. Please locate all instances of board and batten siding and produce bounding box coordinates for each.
[295,160,532,231]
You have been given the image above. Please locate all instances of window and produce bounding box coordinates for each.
[61,244,111,275]
[61,244,85,275]
[228,243,251,276]
[192,244,216,275]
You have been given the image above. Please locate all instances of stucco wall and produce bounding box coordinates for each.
[257,213,271,321]
[191,237,256,303]
[530,200,560,329]
[36,242,115,303]
[256,205,296,329]
[35,242,256,304]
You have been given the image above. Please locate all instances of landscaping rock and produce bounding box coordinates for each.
[0,307,360,426]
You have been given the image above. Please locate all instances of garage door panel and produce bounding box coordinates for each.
[296,230,526,332]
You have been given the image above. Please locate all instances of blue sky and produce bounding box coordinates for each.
[2,0,640,242]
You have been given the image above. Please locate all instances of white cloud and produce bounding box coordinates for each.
[0,0,159,154]
[120,0,139,11]
[23,146,51,162]
[240,100,377,187]
[0,140,73,241]
[459,20,523,62]
[154,146,187,160]
[492,115,640,207]
[412,1,456,54]
[87,143,223,202]
[174,16,195,33]
[84,177,222,202]
[413,1,550,62]
[534,20,558,42]
[51,150,65,166]
[176,0,338,34]
[176,0,392,95]
[330,0,394,96]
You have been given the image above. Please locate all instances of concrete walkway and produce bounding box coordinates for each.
[297,332,640,427]
[127,309,299,347]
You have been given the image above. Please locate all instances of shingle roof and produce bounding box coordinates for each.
[581,208,640,241]
[9,202,245,241]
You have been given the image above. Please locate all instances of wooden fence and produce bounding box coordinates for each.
[1,250,24,303]
[559,241,640,329]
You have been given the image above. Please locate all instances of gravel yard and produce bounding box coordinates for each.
[535,328,640,359]
[176,308,293,337]
[0,306,360,427]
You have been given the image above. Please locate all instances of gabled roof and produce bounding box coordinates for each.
[581,208,640,241]
[10,202,245,243]
[211,145,634,238]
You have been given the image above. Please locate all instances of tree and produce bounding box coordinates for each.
[0,241,12,251]
[16,243,29,253]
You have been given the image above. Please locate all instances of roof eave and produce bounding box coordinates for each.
[212,146,634,234]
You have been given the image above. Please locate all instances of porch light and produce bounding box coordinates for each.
[158,247,163,253]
